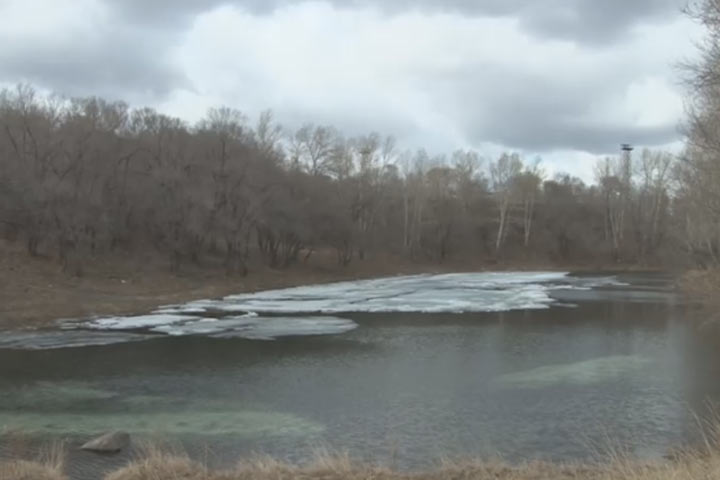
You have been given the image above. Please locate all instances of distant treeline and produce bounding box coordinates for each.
[0,84,712,275]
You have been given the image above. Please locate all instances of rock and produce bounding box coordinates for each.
[80,431,130,453]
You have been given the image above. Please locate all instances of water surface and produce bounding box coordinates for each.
[0,272,716,480]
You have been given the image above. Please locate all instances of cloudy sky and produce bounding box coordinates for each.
[0,0,702,180]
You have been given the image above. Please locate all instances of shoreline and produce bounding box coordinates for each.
[0,242,669,331]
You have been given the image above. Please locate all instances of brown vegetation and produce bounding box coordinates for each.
[0,460,67,480]
[6,425,720,480]
[0,83,693,329]
[680,268,720,307]
[8,444,720,480]
[102,451,599,480]
[679,1,720,270]
[0,435,66,480]
[0,79,688,284]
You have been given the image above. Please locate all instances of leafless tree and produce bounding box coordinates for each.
[490,153,523,253]
[0,83,691,277]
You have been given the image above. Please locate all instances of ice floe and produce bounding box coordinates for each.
[74,272,628,336]
[208,316,359,340]
[142,315,357,340]
[3,272,630,349]
[156,272,575,316]
[86,314,202,330]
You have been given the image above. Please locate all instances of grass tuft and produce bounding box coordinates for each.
[11,419,720,480]
[0,434,66,480]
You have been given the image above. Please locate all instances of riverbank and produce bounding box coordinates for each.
[0,242,463,330]
[680,268,720,307]
[2,445,719,480]
[0,240,662,330]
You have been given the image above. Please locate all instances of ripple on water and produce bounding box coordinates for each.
[0,410,324,437]
[0,331,152,350]
[0,381,324,438]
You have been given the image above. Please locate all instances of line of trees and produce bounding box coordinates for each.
[677,0,720,269]
[0,84,694,276]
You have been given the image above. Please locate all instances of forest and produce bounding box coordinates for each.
[0,80,716,276]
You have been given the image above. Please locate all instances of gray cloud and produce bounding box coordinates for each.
[111,0,684,44]
[0,41,187,103]
[0,0,690,162]
[0,3,191,102]
[484,120,679,155]
[411,59,682,154]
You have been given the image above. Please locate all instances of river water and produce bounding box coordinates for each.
[0,272,716,479]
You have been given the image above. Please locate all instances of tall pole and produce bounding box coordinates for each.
[621,144,633,186]
[617,144,634,249]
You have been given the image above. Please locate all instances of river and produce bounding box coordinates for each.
[0,271,715,479]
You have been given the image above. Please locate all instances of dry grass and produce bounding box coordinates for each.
[4,443,720,480]
[0,435,66,480]
[679,269,720,327]
[97,451,720,480]
[104,452,207,480]
[0,460,67,480]
[93,422,720,480]
[97,452,720,480]
[680,268,720,305]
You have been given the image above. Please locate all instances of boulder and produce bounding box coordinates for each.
[80,431,130,453]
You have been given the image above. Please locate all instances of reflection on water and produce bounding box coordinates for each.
[0,411,324,436]
[0,382,324,436]
[494,354,653,388]
[1,272,718,480]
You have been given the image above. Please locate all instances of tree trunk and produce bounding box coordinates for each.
[495,198,508,253]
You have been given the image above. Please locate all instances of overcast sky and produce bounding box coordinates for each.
[0,0,702,180]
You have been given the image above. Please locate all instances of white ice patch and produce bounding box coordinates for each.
[55,272,627,345]
[549,276,631,291]
[142,272,624,316]
[213,272,571,315]
[86,314,202,330]
[149,315,256,336]
[74,313,357,341]
[210,316,359,340]
[148,315,357,339]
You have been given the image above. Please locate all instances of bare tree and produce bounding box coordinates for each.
[294,124,338,176]
[595,157,632,262]
[255,109,283,160]
[0,82,689,277]
[631,149,673,261]
[515,159,543,248]
[490,153,523,254]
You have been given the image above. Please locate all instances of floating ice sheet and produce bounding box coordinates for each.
[169,273,629,316]
[6,272,629,350]
[86,314,202,330]
[75,272,628,337]
[144,315,357,340]
[156,272,576,316]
